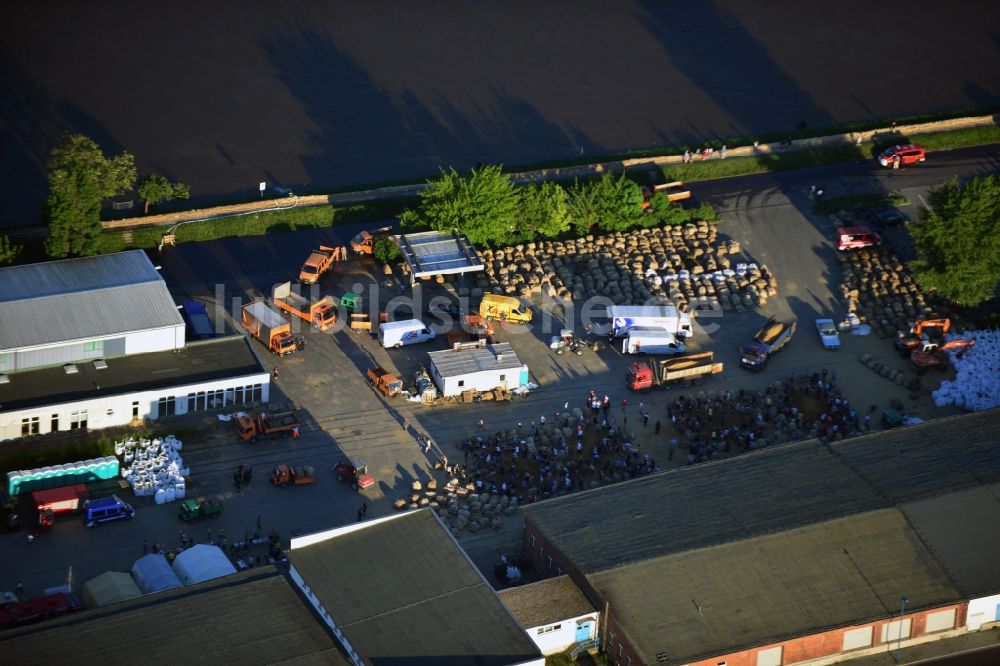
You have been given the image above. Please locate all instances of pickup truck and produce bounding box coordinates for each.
[739,317,796,371]
[299,245,345,284]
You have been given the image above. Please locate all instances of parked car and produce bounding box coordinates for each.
[815,318,841,350]
[878,144,925,167]
[836,226,881,251]
[871,207,907,228]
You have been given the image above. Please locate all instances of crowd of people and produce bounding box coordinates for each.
[455,372,860,502]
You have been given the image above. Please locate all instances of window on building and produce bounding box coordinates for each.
[224,388,235,405]
[249,384,262,403]
[547,555,553,570]
[51,414,59,432]
[157,396,176,417]
[21,416,40,436]
[617,644,623,657]
[557,566,563,576]
[132,402,140,418]
[881,619,912,643]
[0,352,8,369]
[756,646,782,666]
[536,624,563,635]
[925,609,956,633]
[529,534,536,547]
[458,380,465,387]
[626,658,632,666]
[842,626,873,651]
[69,410,88,430]
[499,374,506,381]
[608,632,615,647]
[208,389,224,408]
[83,341,104,353]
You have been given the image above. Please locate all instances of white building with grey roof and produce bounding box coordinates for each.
[0,250,269,441]
[427,342,529,397]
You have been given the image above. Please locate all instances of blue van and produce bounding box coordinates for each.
[83,495,135,527]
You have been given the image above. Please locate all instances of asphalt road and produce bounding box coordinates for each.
[1,145,996,626]
[2,1,998,227]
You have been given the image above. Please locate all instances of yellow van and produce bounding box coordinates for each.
[479,293,533,324]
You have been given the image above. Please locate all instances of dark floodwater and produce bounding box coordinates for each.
[1,0,998,227]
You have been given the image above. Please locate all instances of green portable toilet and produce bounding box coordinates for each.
[341,293,362,314]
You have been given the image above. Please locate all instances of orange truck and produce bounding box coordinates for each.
[350,226,395,255]
[242,301,296,356]
[236,407,300,443]
[272,282,337,331]
[367,366,403,397]
[299,245,345,284]
[271,464,315,486]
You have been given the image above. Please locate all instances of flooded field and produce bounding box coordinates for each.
[1,0,998,226]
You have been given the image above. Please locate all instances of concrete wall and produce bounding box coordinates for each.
[0,372,269,441]
[967,593,1000,631]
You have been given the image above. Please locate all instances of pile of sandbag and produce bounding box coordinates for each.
[932,330,1000,411]
[117,435,189,502]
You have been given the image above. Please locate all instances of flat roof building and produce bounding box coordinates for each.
[288,509,544,666]
[0,336,269,441]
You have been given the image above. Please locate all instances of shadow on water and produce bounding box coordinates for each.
[636,0,836,140]
[259,24,593,187]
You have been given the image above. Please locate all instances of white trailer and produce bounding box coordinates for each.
[607,305,693,339]
[622,329,686,355]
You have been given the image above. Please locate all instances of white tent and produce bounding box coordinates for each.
[171,544,237,585]
[131,553,183,594]
[82,571,143,608]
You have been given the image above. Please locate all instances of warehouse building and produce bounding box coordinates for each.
[428,342,528,397]
[0,250,185,373]
[520,409,1000,666]
[288,509,544,666]
[0,250,269,441]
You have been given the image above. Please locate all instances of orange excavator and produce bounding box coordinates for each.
[910,338,975,374]
[896,318,950,357]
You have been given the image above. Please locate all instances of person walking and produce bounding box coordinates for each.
[292,426,300,439]
[357,507,364,522]
[683,149,690,164]
[643,412,650,427]
[15,581,24,599]
[245,466,253,486]
[720,144,727,159]
[272,367,279,381]
[655,420,661,435]
[478,418,486,430]
[256,515,262,532]
[233,467,243,491]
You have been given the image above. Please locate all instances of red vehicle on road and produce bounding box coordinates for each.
[878,144,925,167]
[836,226,882,251]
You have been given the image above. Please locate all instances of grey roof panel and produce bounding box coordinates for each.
[428,342,524,378]
[0,250,184,351]
[499,575,595,629]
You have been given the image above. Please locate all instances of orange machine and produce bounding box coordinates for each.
[350,227,395,255]
[272,282,337,331]
[242,301,296,355]
[911,338,974,373]
[896,318,950,356]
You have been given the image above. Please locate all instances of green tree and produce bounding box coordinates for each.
[372,236,401,264]
[567,173,645,235]
[515,182,571,241]
[138,174,191,213]
[44,134,136,258]
[909,175,1000,307]
[0,235,22,266]
[400,165,520,246]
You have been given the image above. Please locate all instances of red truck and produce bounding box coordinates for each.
[272,281,337,331]
[628,351,724,391]
[31,484,91,529]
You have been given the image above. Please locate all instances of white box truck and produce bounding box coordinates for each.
[607,305,693,339]
[379,319,436,348]
[622,328,686,355]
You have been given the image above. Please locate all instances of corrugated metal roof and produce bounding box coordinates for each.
[428,342,524,378]
[0,251,184,351]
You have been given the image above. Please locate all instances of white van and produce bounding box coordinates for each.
[622,329,685,355]
[379,319,436,348]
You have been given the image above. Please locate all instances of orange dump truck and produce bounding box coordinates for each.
[272,282,337,331]
[299,245,345,284]
[242,301,296,355]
